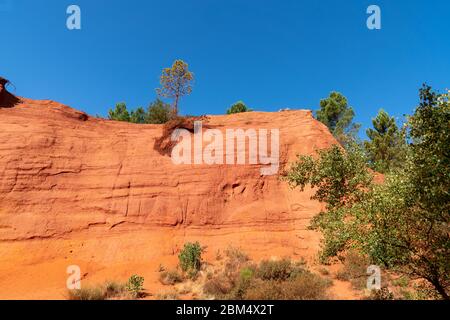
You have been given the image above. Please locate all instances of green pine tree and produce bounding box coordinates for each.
[316,92,360,147]
[108,102,130,122]
[364,109,406,173]
[130,107,147,124]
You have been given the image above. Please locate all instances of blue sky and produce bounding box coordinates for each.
[1,0,449,137]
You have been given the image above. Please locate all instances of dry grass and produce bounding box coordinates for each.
[156,290,180,300]
[159,270,184,286]
[203,255,332,300]
[244,273,332,300]
[67,281,130,300]
[336,251,369,290]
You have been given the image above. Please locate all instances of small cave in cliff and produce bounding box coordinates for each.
[154,115,210,156]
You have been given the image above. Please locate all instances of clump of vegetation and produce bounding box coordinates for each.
[157,291,180,300]
[147,99,176,124]
[392,276,410,288]
[125,275,145,298]
[179,242,204,278]
[108,99,176,124]
[68,287,106,301]
[367,287,395,300]
[318,267,330,276]
[223,246,250,279]
[203,255,331,300]
[283,142,372,263]
[159,270,184,286]
[108,102,131,122]
[244,272,331,300]
[315,91,360,147]
[227,101,251,114]
[285,86,450,300]
[255,258,295,281]
[68,281,129,300]
[364,109,406,173]
[203,277,233,296]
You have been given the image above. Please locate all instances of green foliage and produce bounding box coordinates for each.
[157,59,194,114]
[285,85,450,299]
[243,272,331,300]
[108,102,130,122]
[227,101,251,114]
[108,99,175,124]
[284,143,372,261]
[203,254,330,300]
[285,144,372,210]
[130,106,147,124]
[315,92,361,147]
[125,275,144,298]
[255,259,294,281]
[240,267,255,281]
[178,242,203,273]
[364,109,406,173]
[357,85,449,299]
[147,98,175,124]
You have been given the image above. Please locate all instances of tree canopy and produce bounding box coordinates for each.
[227,101,251,114]
[108,99,175,124]
[364,109,406,173]
[156,59,194,114]
[285,86,450,299]
[108,102,130,122]
[315,92,360,147]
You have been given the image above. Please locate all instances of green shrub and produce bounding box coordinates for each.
[179,242,204,273]
[147,99,175,124]
[244,272,331,300]
[392,276,410,288]
[227,101,251,114]
[240,267,254,281]
[126,275,145,298]
[256,259,293,281]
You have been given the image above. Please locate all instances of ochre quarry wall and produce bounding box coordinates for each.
[0,96,338,299]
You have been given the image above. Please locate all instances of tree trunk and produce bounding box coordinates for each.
[174,95,179,116]
[433,281,450,300]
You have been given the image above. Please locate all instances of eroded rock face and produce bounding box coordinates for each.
[0,98,337,241]
[0,97,338,298]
